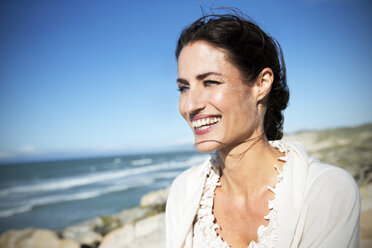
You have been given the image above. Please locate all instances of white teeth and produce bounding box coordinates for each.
[197,119,201,127]
[192,117,221,128]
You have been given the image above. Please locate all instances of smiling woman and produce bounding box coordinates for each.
[166,11,360,248]
[177,41,267,153]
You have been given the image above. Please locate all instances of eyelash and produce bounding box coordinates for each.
[177,86,189,92]
[177,80,221,93]
[204,80,221,86]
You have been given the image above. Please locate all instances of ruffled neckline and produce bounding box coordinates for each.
[193,142,288,248]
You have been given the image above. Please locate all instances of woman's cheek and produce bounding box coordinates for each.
[211,90,226,107]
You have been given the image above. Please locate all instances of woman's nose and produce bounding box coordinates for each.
[185,87,206,114]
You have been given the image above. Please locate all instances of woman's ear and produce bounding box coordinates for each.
[256,68,274,102]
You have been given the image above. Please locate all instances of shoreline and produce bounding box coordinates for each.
[1,123,372,247]
[0,188,169,248]
[1,184,372,247]
[1,183,372,248]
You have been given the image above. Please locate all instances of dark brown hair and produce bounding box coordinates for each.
[175,13,289,140]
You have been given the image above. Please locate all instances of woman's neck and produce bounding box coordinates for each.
[217,137,283,199]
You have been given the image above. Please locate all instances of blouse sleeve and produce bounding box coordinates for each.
[297,166,360,248]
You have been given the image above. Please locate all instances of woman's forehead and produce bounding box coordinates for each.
[177,41,237,79]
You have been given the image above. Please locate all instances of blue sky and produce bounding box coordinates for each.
[0,0,371,162]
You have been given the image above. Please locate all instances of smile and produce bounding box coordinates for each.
[192,117,221,131]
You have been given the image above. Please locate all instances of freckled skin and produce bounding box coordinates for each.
[177,41,285,247]
[213,182,273,246]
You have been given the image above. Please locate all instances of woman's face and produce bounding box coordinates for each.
[177,41,262,153]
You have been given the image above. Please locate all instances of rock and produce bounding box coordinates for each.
[0,229,34,248]
[94,216,121,236]
[98,213,165,248]
[62,217,103,235]
[113,207,151,226]
[0,229,80,248]
[58,239,80,248]
[140,188,169,208]
[134,213,164,238]
[62,224,102,246]
[15,229,60,248]
[98,223,135,248]
[129,216,165,248]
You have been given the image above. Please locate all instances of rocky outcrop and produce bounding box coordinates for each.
[98,213,164,248]
[140,187,169,208]
[0,229,80,248]
[57,205,154,247]
[62,220,102,247]
[113,206,152,227]
[0,186,167,248]
[0,229,34,248]
[97,189,167,248]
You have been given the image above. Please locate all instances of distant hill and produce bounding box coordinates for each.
[284,123,372,185]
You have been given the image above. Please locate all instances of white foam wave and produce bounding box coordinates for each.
[153,171,182,179]
[0,205,33,218]
[131,158,153,166]
[0,154,208,197]
[0,178,154,218]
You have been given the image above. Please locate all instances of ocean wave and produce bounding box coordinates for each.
[0,205,33,218]
[152,171,182,179]
[113,158,122,164]
[130,158,153,166]
[0,178,154,218]
[0,154,208,197]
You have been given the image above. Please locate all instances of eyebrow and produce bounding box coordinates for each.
[196,72,222,80]
[176,78,189,85]
[177,72,222,85]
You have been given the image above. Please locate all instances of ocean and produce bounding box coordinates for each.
[0,150,208,234]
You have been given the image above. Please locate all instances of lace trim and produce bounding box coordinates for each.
[193,153,229,247]
[193,142,288,248]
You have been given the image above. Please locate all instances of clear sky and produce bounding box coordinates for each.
[1,0,371,163]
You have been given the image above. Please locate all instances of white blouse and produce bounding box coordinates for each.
[192,151,288,248]
[166,140,360,248]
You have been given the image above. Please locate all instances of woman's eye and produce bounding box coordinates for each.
[177,86,189,92]
[204,80,221,86]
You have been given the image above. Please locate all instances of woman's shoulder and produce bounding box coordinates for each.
[277,139,358,190]
[276,138,359,200]
[290,150,360,247]
[306,158,359,200]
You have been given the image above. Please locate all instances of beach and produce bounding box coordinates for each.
[0,124,371,247]
[1,182,371,248]
[0,150,207,233]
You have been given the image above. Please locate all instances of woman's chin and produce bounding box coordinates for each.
[194,139,221,153]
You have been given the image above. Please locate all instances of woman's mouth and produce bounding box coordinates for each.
[192,116,221,134]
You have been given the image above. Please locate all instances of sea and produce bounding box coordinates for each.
[0,150,208,234]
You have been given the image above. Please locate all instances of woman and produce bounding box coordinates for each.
[166,13,360,248]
